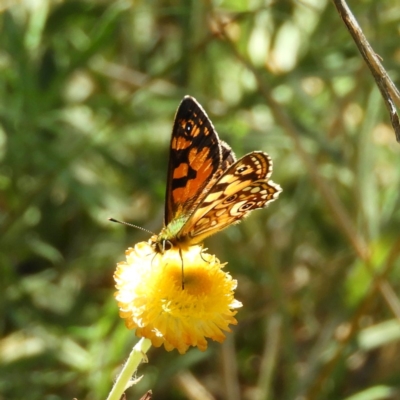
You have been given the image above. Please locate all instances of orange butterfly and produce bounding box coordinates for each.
[151,96,281,252]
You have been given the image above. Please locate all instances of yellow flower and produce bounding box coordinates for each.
[114,241,242,354]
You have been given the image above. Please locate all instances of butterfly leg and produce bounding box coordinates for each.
[200,247,210,264]
[178,247,185,290]
[150,251,159,267]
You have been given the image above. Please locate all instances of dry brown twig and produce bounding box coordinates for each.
[211,9,400,321]
[332,0,400,143]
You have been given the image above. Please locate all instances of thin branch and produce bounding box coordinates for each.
[212,13,400,320]
[332,0,400,142]
[215,19,368,261]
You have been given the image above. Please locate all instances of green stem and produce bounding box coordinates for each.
[106,338,152,400]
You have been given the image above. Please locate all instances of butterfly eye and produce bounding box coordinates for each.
[163,240,173,251]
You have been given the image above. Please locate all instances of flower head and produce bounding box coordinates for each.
[114,241,242,354]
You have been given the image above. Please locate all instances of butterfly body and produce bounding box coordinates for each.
[156,216,189,247]
[151,96,282,252]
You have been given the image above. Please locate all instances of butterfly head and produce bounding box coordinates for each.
[150,235,174,253]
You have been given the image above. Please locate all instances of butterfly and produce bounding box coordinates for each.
[151,96,282,252]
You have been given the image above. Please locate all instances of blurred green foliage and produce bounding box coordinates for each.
[1,1,400,399]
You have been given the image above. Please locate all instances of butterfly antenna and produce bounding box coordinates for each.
[108,218,155,235]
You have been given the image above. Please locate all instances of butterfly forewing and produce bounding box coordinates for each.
[164,97,231,225]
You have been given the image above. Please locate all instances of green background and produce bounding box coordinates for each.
[1,1,400,399]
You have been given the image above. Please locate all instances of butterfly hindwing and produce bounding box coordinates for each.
[178,152,281,243]
[220,141,237,170]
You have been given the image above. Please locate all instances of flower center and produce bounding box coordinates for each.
[182,265,213,296]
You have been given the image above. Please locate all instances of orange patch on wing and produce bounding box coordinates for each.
[173,163,189,179]
[185,157,213,193]
[172,155,214,205]
[172,136,191,150]
[191,125,201,137]
[172,187,186,204]
[188,147,210,170]
[171,145,216,206]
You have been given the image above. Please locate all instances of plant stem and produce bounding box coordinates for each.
[106,338,152,400]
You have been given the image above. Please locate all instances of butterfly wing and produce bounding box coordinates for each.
[164,96,235,225]
[177,152,282,243]
[220,141,237,170]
